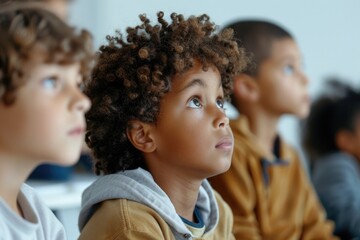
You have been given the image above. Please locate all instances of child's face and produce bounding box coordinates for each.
[150,62,233,180]
[255,38,310,118]
[0,61,90,166]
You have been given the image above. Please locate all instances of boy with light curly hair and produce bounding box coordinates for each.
[0,3,93,239]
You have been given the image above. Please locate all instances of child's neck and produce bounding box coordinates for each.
[247,111,279,160]
[149,166,200,222]
[0,154,35,216]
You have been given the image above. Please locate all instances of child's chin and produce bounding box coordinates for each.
[212,159,232,177]
[296,108,310,119]
[55,153,81,166]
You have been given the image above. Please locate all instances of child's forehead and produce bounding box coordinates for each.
[19,55,81,82]
[23,45,79,66]
[266,38,297,58]
[170,62,222,91]
[172,61,220,81]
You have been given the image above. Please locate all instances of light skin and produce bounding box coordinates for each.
[128,62,233,221]
[0,60,90,216]
[234,38,309,159]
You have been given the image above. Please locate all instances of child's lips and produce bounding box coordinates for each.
[215,137,233,150]
[68,126,85,135]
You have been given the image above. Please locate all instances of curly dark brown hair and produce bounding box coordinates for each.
[0,2,93,105]
[86,12,248,175]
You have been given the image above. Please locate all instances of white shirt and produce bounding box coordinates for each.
[0,184,66,240]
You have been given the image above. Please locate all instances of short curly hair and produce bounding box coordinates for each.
[0,2,93,105]
[86,12,248,175]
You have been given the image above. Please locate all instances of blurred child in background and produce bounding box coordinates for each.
[0,3,93,239]
[302,79,360,239]
[1,0,95,180]
[210,19,336,239]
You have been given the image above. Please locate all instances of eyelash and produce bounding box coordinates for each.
[188,96,203,108]
[216,98,225,110]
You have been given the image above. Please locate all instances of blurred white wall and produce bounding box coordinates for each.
[68,0,360,159]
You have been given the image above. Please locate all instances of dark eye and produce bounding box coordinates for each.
[187,97,203,108]
[216,98,225,109]
[283,65,295,75]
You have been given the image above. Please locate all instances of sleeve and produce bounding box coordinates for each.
[295,156,338,240]
[210,149,262,240]
[313,157,360,238]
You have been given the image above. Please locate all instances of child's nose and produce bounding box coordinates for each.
[214,108,229,128]
[300,72,309,85]
[73,91,91,113]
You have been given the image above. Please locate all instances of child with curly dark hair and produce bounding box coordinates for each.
[0,2,93,239]
[78,11,248,240]
[209,20,337,239]
[302,79,360,239]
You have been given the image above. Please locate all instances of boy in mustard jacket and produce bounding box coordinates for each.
[210,20,337,240]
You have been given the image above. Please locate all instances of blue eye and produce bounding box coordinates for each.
[283,65,295,75]
[78,81,85,92]
[188,97,203,108]
[42,77,58,90]
[216,98,225,109]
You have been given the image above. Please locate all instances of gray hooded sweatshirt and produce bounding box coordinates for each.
[78,168,220,239]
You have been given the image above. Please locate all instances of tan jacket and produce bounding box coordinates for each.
[79,191,235,240]
[210,116,337,240]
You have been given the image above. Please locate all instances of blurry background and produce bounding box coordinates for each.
[69,0,360,159]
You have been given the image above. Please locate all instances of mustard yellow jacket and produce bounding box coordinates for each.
[210,116,337,240]
[78,168,235,240]
[79,192,234,240]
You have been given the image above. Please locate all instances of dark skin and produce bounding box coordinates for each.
[127,62,234,221]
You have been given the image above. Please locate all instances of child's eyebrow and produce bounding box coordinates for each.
[178,78,222,92]
[179,78,206,92]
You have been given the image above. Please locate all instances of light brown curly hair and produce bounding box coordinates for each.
[0,2,93,105]
[86,12,249,175]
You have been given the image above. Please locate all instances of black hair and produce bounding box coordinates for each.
[302,79,360,160]
[224,19,293,76]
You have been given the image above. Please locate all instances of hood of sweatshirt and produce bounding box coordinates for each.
[78,168,219,238]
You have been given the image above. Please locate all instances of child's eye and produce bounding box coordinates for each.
[187,97,203,109]
[216,98,225,110]
[283,65,295,75]
[78,81,85,92]
[42,77,58,90]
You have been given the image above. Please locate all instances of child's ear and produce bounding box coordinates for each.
[336,130,354,153]
[126,120,156,153]
[233,73,259,102]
